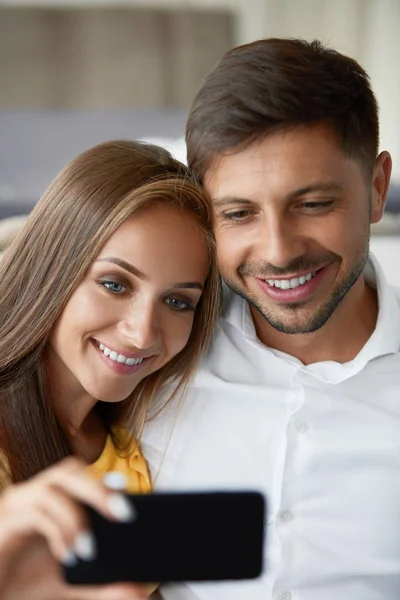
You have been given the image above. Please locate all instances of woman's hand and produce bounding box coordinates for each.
[0,456,133,566]
[0,457,154,599]
[2,536,154,599]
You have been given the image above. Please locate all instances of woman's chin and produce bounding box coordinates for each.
[84,382,134,405]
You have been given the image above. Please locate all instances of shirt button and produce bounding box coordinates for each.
[277,592,292,600]
[279,510,293,522]
[296,421,308,433]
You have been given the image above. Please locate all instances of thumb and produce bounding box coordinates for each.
[66,582,156,600]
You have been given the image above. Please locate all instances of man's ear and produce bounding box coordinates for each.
[370,151,392,224]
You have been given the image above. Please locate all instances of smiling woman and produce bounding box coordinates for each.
[0,140,220,599]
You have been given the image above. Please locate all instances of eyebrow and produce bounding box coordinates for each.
[212,182,345,207]
[289,181,345,198]
[213,197,254,208]
[96,257,204,291]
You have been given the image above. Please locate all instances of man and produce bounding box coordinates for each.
[142,38,400,599]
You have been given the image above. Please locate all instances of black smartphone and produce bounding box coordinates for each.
[63,490,266,584]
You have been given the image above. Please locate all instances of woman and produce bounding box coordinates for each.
[0,140,220,599]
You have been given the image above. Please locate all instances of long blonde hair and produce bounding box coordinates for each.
[0,140,220,484]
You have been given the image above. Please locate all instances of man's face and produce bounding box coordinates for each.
[204,123,385,335]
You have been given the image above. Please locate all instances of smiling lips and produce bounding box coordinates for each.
[93,339,152,375]
[96,341,143,366]
[264,270,316,290]
[257,265,329,303]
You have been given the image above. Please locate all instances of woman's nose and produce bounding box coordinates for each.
[120,302,161,351]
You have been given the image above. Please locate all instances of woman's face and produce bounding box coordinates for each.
[48,202,209,403]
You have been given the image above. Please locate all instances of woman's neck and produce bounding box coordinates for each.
[66,409,108,464]
[45,349,107,463]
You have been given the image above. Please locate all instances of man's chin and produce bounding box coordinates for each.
[250,305,321,335]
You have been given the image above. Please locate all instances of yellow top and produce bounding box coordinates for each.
[0,428,151,494]
[87,428,152,494]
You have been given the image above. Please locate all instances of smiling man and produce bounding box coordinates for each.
[204,120,384,364]
[142,39,400,600]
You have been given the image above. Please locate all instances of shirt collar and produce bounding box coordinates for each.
[357,252,400,360]
[222,254,400,377]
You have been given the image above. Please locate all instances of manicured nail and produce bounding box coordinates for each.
[103,471,127,491]
[107,493,136,522]
[61,548,78,566]
[74,531,96,561]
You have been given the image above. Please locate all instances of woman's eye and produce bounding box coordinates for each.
[101,280,126,294]
[165,297,195,312]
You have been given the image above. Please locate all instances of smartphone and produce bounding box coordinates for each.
[63,490,266,584]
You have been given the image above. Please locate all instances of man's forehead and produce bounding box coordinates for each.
[203,126,361,201]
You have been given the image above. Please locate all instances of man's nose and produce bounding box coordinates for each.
[257,214,307,270]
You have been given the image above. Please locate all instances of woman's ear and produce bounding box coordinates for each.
[370,151,392,224]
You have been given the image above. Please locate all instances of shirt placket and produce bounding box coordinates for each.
[268,363,306,600]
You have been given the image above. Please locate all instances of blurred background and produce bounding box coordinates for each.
[1,0,400,284]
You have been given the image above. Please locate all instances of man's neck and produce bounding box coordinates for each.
[251,278,378,366]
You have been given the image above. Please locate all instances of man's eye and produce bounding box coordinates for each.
[223,210,253,221]
[299,201,334,211]
[101,281,126,294]
[165,298,195,312]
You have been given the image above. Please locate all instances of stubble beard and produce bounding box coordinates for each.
[222,245,370,335]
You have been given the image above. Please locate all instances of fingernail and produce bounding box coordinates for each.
[107,493,136,522]
[61,548,78,566]
[103,471,127,491]
[74,530,97,561]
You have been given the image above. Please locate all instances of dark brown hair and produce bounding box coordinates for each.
[0,140,220,485]
[186,38,379,180]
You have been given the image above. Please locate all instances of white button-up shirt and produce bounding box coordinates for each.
[142,255,400,600]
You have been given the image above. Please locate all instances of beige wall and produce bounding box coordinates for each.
[1,1,399,180]
[0,7,233,109]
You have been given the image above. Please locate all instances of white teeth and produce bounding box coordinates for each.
[96,342,143,366]
[265,271,316,290]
